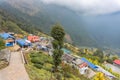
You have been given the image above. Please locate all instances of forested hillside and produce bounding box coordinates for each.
[0,7,43,35]
[0,0,97,47]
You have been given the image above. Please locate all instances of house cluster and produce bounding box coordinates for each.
[0,32,118,79]
[0,32,53,52]
[62,48,98,76]
[62,48,116,79]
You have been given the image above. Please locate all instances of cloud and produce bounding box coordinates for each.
[41,0,120,15]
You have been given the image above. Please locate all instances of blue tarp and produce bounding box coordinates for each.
[16,39,31,47]
[0,33,14,39]
[5,42,14,47]
[81,58,98,70]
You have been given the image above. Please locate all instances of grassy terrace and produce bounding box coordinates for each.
[25,51,90,80]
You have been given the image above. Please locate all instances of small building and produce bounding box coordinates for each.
[8,32,15,36]
[81,58,98,70]
[0,33,15,40]
[72,59,88,74]
[16,39,32,47]
[5,37,15,47]
[5,42,14,47]
[0,33,15,47]
[113,59,120,67]
[62,48,71,54]
[62,53,75,63]
[28,36,39,42]
[36,44,48,52]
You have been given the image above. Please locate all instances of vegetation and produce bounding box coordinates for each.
[78,50,104,64]
[61,63,90,80]
[0,38,5,50]
[77,49,120,79]
[30,51,53,71]
[51,23,65,72]
[0,8,45,36]
[93,72,109,80]
[25,51,91,80]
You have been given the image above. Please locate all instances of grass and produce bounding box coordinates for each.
[25,64,52,80]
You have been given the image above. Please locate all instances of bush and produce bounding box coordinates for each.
[44,58,53,64]
[43,63,52,71]
[30,53,40,57]
[64,72,72,78]
[31,57,44,65]
[54,73,62,80]
[34,63,43,69]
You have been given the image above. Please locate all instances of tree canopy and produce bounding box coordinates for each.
[51,23,65,72]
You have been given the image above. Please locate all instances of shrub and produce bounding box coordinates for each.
[54,73,62,80]
[43,63,52,71]
[30,53,40,57]
[34,63,43,69]
[64,72,72,78]
[31,57,44,65]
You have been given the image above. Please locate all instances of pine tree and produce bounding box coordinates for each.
[51,23,65,72]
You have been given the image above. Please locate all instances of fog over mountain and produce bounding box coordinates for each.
[1,0,120,48]
[41,0,120,15]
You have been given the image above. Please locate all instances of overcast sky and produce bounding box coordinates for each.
[41,0,120,15]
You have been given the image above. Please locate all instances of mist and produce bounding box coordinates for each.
[41,0,120,15]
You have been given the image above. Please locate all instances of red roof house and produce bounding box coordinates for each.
[113,59,120,65]
[78,62,88,68]
[28,36,39,42]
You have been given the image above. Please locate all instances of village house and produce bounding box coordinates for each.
[113,59,120,68]
[62,53,75,63]
[0,33,15,47]
[16,39,32,47]
[81,58,98,70]
[28,35,40,43]
[5,37,15,47]
[72,58,88,74]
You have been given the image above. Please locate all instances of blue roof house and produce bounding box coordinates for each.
[0,33,15,40]
[81,58,98,70]
[16,39,32,47]
[0,33,15,47]
[5,42,14,47]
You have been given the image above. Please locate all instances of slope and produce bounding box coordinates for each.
[0,0,97,47]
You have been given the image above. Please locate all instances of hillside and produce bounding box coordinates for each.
[0,6,45,36]
[0,0,97,47]
[1,0,120,48]
[0,8,25,33]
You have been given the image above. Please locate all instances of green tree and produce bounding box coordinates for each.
[51,23,65,72]
[93,49,104,58]
[112,55,119,61]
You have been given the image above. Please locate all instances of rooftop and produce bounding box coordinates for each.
[113,59,120,65]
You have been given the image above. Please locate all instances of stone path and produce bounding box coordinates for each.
[0,52,30,80]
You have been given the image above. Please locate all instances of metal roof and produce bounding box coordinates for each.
[81,58,98,69]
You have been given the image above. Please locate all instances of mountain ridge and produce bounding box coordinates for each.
[0,0,97,47]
